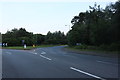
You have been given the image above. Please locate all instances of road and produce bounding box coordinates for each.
[2,46,119,79]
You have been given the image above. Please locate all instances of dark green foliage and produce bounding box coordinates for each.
[68,1,120,51]
[2,28,67,46]
[44,31,67,45]
[2,28,34,46]
[74,45,88,49]
[110,1,120,44]
[0,32,2,42]
[33,34,45,45]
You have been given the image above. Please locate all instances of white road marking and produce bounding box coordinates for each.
[41,51,46,54]
[6,52,12,55]
[29,52,37,55]
[97,61,118,65]
[34,53,37,54]
[40,54,51,60]
[70,67,106,80]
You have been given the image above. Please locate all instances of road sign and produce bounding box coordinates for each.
[24,44,26,49]
[22,40,25,43]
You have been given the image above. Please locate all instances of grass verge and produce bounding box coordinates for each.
[64,46,118,58]
[65,46,119,54]
[2,45,58,50]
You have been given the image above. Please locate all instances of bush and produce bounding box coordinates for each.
[108,43,120,51]
[74,44,88,49]
[87,46,97,50]
[98,44,108,50]
[98,43,120,51]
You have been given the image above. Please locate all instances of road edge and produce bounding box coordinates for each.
[63,47,118,58]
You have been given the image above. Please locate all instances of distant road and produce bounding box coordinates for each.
[2,46,119,79]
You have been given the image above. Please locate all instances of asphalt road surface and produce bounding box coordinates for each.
[2,46,119,79]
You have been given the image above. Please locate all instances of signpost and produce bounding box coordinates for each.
[24,44,26,49]
[22,40,27,49]
[22,40,25,45]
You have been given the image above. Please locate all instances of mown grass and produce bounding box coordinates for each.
[65,46,101,52]
[65,45,119,54]
[2,45,58,50]
[3,46,33,50]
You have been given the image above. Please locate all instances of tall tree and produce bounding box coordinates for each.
[68,2,119,48]
[2,28,34,46]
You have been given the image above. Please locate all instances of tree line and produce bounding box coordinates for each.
[2,28,67,46]
[67,1,120,51]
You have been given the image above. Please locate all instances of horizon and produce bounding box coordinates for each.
[1,27,67,35]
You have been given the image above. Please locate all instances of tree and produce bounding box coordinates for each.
[45,31,67,44]
[2,28,34,46]
[0,32,2,42]
[110,0,120,43]
[68,2,118,47]
[33,34,45,45]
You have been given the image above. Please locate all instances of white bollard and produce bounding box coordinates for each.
[24,44,26,49]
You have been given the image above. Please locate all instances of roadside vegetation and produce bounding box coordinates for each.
[1,1,120,52]
[2,28,67,47]
[2,45,59,50]
[67,1,120,52]
[66,44,119,53]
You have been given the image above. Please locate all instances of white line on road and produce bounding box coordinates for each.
[6,52,12,55]
[41,51,46,54]
[34,53,37,55]
[70,67,106,80]
[40,54,52,60]
[29,52,37,55]
[97,61,118,65]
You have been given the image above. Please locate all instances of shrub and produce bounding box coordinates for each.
[74,44,88,49]
[98,43,120,51]
[98,44,108,50]
[108,43,120,51]
[87,46,97,50]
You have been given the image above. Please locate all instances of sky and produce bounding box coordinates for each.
[0,0,117,35]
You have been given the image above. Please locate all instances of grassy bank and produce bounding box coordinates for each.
[65,46,118,58]
[66,45,119,54]
[2,45,58,50]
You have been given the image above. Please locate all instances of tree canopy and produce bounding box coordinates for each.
[2,28,34,46]
[68,1,119,48]
[44,31,67,44]
[2,28,67,46]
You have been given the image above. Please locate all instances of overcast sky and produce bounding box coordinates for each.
[0,0,117,35]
